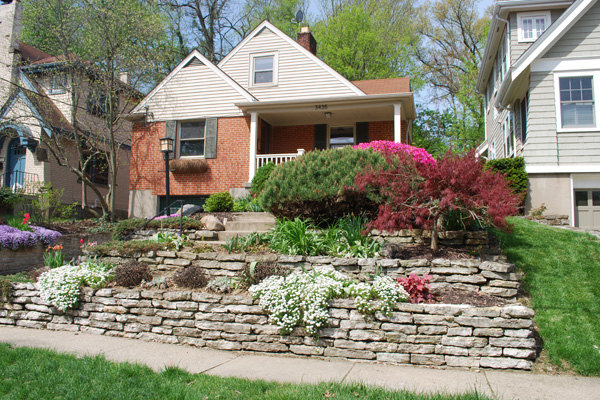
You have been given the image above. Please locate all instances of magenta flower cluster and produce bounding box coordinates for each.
[154,214,181,220]
[0,225,62,251]
[353,141,436,165]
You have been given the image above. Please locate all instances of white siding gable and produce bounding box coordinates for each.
[219,25,363,101]
[142,60,250,122]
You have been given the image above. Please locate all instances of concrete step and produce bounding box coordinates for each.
[227,212,276,223]
[224,221,275,231]
[217,230,272,241]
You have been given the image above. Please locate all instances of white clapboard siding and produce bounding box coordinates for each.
[524,72,560,166]
[510,9,565,64]
[145,62,247,122]
[544,1,600,59]
[219,27,358,101]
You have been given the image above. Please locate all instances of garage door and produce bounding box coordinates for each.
[575,190,600,229]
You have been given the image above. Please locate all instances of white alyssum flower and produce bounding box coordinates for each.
[249,267,409,336]
[38,261,113,311]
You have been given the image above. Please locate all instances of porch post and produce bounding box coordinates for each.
[393,104,402,143]
[249,112,258,182]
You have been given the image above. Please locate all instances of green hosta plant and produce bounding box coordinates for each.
[249,267,408,336]
[152,232,186,251]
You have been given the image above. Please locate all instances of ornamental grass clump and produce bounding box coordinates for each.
[38,261,114,311]
[249,267,408,336]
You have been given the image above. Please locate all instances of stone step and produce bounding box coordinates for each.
[224,221,275,231]
[217,230,272,241]
[227,212,276,223]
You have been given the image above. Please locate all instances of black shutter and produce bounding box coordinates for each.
[314,124,327,150]
[165,120,177,159]
[205,118,218,159]
[356,122,369,144]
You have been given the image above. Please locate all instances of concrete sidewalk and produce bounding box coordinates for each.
[1,326,599,400]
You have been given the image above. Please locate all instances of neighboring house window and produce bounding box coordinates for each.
[329,126,354,148]
[520,92,529,142]
[87,85,107,117]
[503,114,515,157]
[559,76,595,128]
[49,73,67,94]
[179,121,205,157]
[85,154,109,186]
[251,54,277,86]
[518,12,550,42]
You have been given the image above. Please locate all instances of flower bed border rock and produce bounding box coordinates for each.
[89,252,521,300]
[1,283,537,370]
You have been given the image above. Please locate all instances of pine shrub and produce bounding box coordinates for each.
[250,162,276,195]
[260,148,386,222]
[203,192,234,212]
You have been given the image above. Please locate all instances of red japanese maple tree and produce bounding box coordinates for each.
[355,150,520,250]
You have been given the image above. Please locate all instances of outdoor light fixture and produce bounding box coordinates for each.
[324,112,332,119]
[159,137,174,216]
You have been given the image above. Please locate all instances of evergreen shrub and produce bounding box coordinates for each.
[250,162,276,195]
[486,157,528,207]
[260,148,386,222]
[203,192,234,212]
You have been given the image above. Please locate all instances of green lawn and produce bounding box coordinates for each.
[0,344,488,400]
[495,218,600,376]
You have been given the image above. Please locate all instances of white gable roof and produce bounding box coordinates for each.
[131,50,256,116]
[218,21,365,99]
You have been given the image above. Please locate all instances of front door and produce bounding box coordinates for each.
[574,190,600,229]
[5,138,26,189]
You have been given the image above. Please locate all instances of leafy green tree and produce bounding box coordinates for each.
[242,0,307,38]
[415,0,490,151]
[312,6,415,81]
[412,108,453,158]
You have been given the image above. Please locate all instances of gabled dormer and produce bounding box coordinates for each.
[218,21,364,101]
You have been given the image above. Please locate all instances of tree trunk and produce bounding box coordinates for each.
[430,216,439,251]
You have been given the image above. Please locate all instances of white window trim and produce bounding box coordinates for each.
[249,52,278,87]
[554,70,600,133]
[517,11,551,43]
[49,73,67,95]
[178,120,206,159]
[328,124,356,149]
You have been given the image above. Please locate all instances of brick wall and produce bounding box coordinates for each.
[130,117,251,195]
[269,124,315,154]
[368,120,409,144]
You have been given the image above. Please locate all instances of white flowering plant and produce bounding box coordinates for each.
[38,260,114,311]
[249,267,408,336]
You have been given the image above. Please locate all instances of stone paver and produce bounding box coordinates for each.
[1,326,600,400]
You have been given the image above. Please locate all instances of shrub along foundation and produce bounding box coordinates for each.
[1,283,537,370]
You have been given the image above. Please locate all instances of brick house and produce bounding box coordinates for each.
[128,21,416,218]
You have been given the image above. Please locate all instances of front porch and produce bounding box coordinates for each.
[237,93,416,181]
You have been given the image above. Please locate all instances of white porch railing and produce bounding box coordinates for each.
[256,149,305,170]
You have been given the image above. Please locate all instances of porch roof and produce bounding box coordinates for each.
[236,93,415,126]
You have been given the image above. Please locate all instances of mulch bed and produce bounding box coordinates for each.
[432,288,507,307]
[390,244,481,260]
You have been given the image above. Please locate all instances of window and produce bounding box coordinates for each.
[503,114,515,157]
[329,126,354,148]
[518,12,550,42]
[520,92,529,142]
[252,54,276,85]
[559,76,595,128]
[49,73,67,94]
[489,138,496,159]
[84,154,108,186]
[179,121,205,157]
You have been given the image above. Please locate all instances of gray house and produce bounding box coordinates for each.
[476,0,600,229]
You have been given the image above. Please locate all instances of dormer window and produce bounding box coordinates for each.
[251,53,277,86]
[518,12,550,42]
[49,73,67,94]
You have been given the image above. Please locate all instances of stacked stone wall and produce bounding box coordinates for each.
[0,283,536,370]
[91,252,520,300]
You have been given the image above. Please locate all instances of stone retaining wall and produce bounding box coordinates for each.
[371,230,489,248]
[90,252,520,299]
[130,229,217,241]
[1,233,112,275]
[0,284,536,370]
[523,215,569,227]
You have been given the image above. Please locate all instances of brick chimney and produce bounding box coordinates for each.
[297,26,317,56]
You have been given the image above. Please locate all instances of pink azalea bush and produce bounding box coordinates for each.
[353,141,436,165]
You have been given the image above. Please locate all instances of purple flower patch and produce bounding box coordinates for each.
[0,225,62,251]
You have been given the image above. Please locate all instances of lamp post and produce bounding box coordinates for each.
[159,137,174,216]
